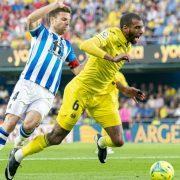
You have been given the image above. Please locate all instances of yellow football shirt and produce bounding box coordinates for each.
[106,71,128,109]
[75,27,131,94]
[106,71,128,95]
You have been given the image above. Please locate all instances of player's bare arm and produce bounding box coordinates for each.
[116,81,146,102]
[26,0,65,30]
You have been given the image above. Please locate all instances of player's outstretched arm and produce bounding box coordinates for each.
[27,0,65,30]
[80,37,107,59]
[80,37,130,63]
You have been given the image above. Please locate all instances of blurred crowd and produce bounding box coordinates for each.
[0,0,179,48]
[118,83,180,127]
[0,83,179,126]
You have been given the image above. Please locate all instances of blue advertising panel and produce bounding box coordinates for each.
[131,123,180,143]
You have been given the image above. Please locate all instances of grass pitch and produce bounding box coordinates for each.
[0,143,179,180]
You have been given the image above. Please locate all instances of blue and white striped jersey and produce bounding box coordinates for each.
[20,23,77,94]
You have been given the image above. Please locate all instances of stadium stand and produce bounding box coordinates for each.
[0,0,179,48]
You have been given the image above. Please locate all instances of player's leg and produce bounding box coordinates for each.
[101,125,124,147]
[94,128,114,154]
[0,114,20,150]
[94,125,123,164]
[101,128,114,154]
[14,97,53,148]
[14,110,42,148]
[94,124,123,163]
[0,80,28,150]
[15,122,70,162]
[91,94,123,163]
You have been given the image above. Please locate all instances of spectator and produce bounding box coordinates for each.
[154,93,164,109]
[174,104,180,118]
[0,0,178,46]
[119,102,132,130]
[0,85,9,104]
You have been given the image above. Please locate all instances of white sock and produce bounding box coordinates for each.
[14,135,26,148]
[0,127,9,150]
[98,137,106,149]
[15,149,24,163]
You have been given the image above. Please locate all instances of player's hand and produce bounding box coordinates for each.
[113,54,130,63]
[125,87,146,103]
[55,0,65,8]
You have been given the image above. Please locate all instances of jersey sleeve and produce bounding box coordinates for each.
[95,28,110,47]
[66,43,77,62]
[66,41,79,69]
[29,23,45,37]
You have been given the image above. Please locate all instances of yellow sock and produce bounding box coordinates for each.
[98,135,115,148]
[22,135,48,157]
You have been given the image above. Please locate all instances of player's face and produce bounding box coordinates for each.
[126,19,144,44]
[52,12,71,35]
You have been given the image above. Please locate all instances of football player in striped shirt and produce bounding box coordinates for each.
[0,1,84,152]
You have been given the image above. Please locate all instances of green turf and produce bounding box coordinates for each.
[0,143,179,180]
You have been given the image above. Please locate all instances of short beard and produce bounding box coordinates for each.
[54,26,64,35]
[128,34,136,44]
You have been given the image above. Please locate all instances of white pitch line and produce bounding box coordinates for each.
[0,156,180,161]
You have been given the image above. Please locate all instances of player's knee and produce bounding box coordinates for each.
[113,138,124,147]
[24,112,41,131]
[4,114,20,132]
[23,120,39,132]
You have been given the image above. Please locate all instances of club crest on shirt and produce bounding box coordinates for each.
[49,39,64,59]
[100,30,109,39]
[70,113,76,119]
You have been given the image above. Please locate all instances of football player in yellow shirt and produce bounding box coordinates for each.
[94,71,128,154]
[6,12,145,178]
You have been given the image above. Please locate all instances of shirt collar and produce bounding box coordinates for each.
[116,28,130,47]
[49,28,62,38]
